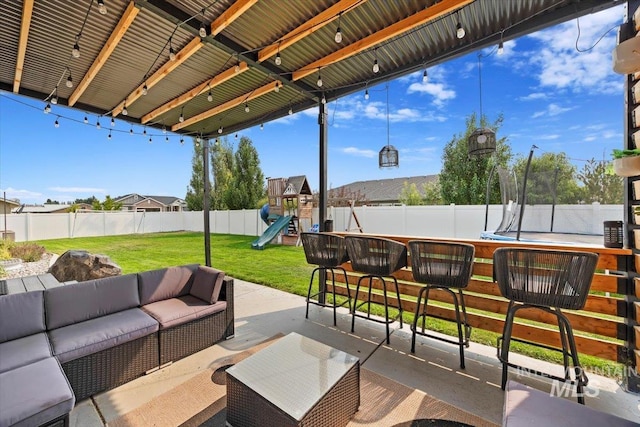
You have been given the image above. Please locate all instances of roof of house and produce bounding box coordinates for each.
[0,198,21,207]
[115,194,186,206]
[329,175,438,204]
[12,204,71,213]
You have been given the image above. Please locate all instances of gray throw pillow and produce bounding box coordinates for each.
[190,266,225,304]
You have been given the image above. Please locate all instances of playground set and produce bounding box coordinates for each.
[251,176,313,250]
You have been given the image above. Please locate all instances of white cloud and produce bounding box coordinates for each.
[527,5,623,95]
[407,81,456,107]
[532,103,572,118]
[0,187,42,202]
[48,186,106,193]
[342,147,377,158]
[519,92,547,101]
[539,134,560,140]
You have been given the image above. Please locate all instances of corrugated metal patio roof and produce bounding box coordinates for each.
[0,0,621,139]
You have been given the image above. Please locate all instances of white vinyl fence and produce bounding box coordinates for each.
[1,204,623,242]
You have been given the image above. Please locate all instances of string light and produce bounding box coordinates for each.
[110,117,115,127]
[288,106,293,115]
[498,40,504,55]
[83,115,88,123]
[180,137,184,145]
[149,136,153,144]
[334,13,342,43]
[235,56,241,73]
[244,102,250,113]
[364,89,369,100]
[275,51,281,66]
[54,117,60,128]
[372,49,379,73]
[199,10,207,37]
[260,123,264,130]
[456,11,465,39]
[97,0,107,15]
[196,135,201,143]
[44,103,51,114]
[321,94,326,104]
[168,38,176,61]
[162,125,167,134]
[218,126,223,134]
[51,88,58,105]
[143,127,147,135]
[317,70,323,87]
[108,130,112,140]
[235,133,238,139]
[130,126,134,135]
[274,81,279,92]
[165,136,169,143]
[207,86,213,102]
[142,83,148,95]
[179,108,184,123]
[66,74,73,88]
[422,69,428,82]
[96,119,101,129]
[122,103,128,116]
[72,37,80,58]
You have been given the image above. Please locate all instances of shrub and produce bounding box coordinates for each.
[9,242,45,262]
[0,240,13,260]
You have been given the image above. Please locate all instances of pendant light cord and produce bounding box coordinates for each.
[477,53,483,124]
[386,82,390,148]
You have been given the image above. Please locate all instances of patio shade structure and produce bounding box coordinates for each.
[0,0,623,263]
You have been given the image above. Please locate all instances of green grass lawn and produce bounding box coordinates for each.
[36,231,625,379]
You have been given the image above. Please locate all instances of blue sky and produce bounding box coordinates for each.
[0,5,625,205]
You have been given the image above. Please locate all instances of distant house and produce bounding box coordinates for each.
[329,175,438,206]
[11,203,80,214]
[115,194,187,212]
[1,197,20,215]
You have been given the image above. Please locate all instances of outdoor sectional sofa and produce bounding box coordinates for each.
[0,264,234,427]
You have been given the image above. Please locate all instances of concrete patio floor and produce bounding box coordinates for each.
[71,278,640,426]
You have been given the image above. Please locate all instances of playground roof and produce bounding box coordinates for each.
[0,0,621,139]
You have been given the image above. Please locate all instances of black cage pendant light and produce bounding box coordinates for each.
[379,83,399,168]
[468,54,496,157]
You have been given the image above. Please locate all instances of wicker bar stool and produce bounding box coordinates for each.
[408,240,475,369]
[493,247,598,404]
[345,235,407,344]
[301,232,352,326]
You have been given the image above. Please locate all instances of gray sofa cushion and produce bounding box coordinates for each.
[138,264,199,305]
[0,332,52,374]
[142,295,227,329]
[0,291,45,343]
[45,274,140,330]
[48,308,159,364]
[189,266,225,304]
[0,357,74,427]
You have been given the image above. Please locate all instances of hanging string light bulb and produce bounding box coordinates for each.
[54,117,60,128]
[364,89,369,100]
[108,130,112,140]
[199,9,207,37]
[97,0,107,15]
[51,88,58,105]
[72,36,80,58]
[180,137,184,145]
[260,123,264,130]
[130,126,134,135]
[288,106,293,115]
[218,126,223,134]
[317,70,323,87]
[334,13,343,43]
[168,38,176,61]
[66,74,73,88]
[110,117,115,127]
[96,119,101,129]
[142,83,148,95]
[122,102,128,116]
[244,102,250,113]
[275,51,282,66]
[179,108,185,123]
[372,49,379,73]
[44,103,51,113]
[321,94,326,104]
[207,87,213,102]
[422,69,428,83]
[162,125,167,134]
[497,40,504,55]
[83,115,88,124]
[165,136,169,143]
[274,81,280,93]
[456,11,465,39]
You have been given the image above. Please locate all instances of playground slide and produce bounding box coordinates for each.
[251,215,292,250]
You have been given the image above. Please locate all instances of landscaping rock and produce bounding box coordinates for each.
[48,250,121,282]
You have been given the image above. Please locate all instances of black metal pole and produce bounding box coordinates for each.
[203,138,212,267]
[318,97,328,303]
[516,145,536,241]
[550,167,559,232]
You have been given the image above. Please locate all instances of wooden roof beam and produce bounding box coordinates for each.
[292,0,473,82]
[257,0,366,63]
[141,61,248,124]
[69,1,139,106]
[210,0,258,36]
[13,0,34,93]
[112,37,203,117]
[172,80,279,132]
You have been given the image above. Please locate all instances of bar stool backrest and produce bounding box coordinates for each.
[344,236,407,276]
[493,248,598,310]
[301,232,349,267]
[408,240,475,289]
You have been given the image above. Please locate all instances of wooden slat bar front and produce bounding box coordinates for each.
[332,233,632,364]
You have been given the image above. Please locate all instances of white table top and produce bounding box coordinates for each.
[226,332,359,421]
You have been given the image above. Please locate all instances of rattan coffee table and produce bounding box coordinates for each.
[226,332,360,427]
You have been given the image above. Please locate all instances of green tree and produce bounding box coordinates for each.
[577,158,623,204]
[74,196,98,205]
[224,136,265,209]
[439,113,512,205]
[513,152,582,204]
[185,137,205,211]
[398,182,424,205]
[211,137,234,210]
[422,179,444,205]
[92,195,122,210]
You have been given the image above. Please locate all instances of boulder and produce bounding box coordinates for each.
[48,250,122,282]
